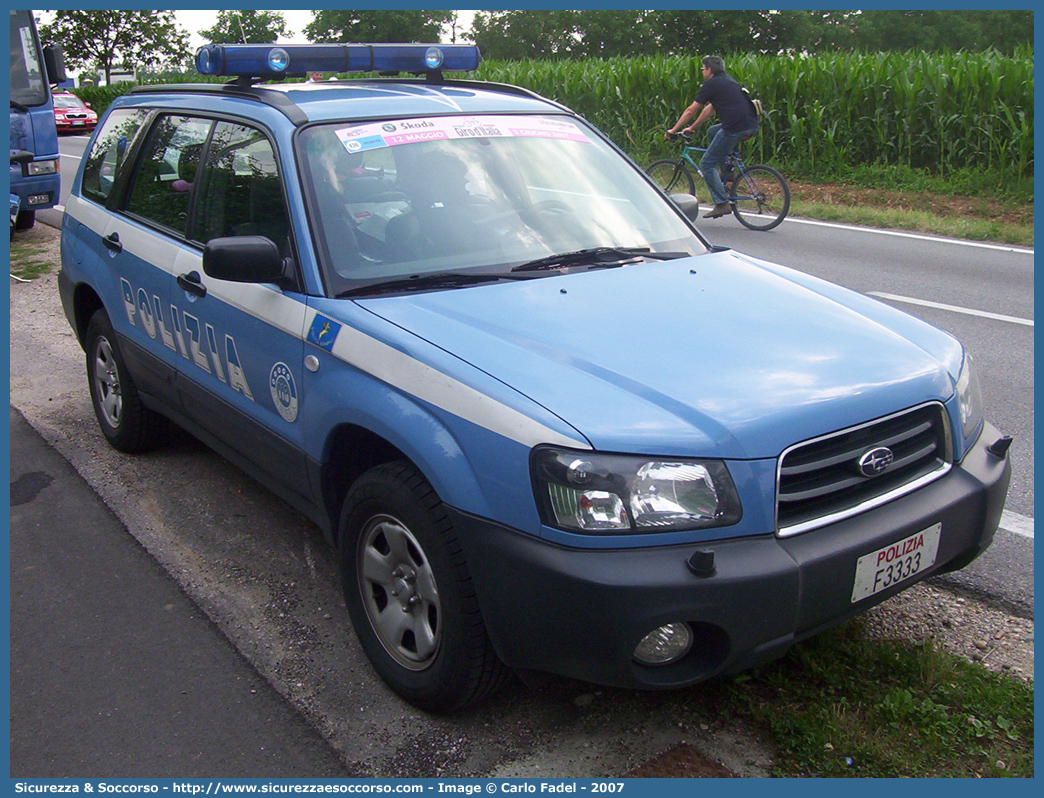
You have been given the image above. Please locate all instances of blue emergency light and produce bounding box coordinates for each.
[194,43,482,78]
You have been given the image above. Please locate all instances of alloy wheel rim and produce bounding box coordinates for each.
[358,514,441,671]
[93,336,122,428]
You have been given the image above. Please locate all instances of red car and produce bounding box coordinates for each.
[53,91,98,134]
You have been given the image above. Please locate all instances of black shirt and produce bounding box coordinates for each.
[694,73,758,134]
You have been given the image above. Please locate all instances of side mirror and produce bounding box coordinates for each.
[42,44,67,86]
[11,150,35,165]
[203,236,292,286]
[669,193,700,222]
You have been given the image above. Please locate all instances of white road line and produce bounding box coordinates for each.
[60,152,82,161]
[1000,510,1033,539]
[868,292,1033,327]
[786,216,1034,255]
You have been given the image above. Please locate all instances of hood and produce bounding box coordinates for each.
[359,250,962,459]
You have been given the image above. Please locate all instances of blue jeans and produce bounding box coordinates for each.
[700,123,759,205]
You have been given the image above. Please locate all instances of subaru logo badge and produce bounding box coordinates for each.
[858,447,894,477]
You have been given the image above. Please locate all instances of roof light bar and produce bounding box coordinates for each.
[194,43,481,78]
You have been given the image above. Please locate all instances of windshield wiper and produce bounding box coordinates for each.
[10,100,29,112]
[338,271,507,298]
[510,247,688,273]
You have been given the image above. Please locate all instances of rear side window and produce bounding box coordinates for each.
[80,109,149,205]
[193,121,291,256]
[124,115,212,236]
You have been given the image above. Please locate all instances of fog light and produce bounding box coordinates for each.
[634,623,693,665]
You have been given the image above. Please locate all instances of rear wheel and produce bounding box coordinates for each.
[730,165,790,231]
[339,462,511,712]
[646,159,696,198]
[85,310,165,453]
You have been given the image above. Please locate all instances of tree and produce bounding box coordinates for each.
[851,10,1033,53]
[571,10,657,58]
[304,10,454,44]
[199,10,290,45]
[647,10,827,56]
[470,10,579,60]
[39,10,189,84]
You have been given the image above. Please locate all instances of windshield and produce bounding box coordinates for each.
[9,10,48,108]
[297,114,705,296]
[53,93,86,109]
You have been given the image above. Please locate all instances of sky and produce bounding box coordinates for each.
[176,9,313,49]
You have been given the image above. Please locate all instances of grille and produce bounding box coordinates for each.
[776,403,952,537]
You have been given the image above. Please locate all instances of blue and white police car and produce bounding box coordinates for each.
[59,43,1012,712]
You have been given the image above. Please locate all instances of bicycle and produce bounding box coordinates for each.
[647,131,790,231]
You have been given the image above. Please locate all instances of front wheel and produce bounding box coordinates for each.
[730,165,790,231]
[646,159,696,198]
[339,462,511,712]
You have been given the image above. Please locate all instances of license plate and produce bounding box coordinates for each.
[851,523,941,603]
[73,120,84,125]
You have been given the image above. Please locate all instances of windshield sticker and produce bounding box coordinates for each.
[336,116,590,153]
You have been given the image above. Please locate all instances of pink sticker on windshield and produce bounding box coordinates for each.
[335,115,589,153]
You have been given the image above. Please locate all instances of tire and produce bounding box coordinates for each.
[14,210,35,231]
[85,310,165,453]
[339,462,511,712]
[646,159,696,198]
[729,165,790,231]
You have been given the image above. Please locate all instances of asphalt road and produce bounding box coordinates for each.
[10,407,352,778]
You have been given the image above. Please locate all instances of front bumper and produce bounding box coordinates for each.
[451,422,1011,689]
[56,121,95,133]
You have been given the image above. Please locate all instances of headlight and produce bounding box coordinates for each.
[955,351,984,439]
[27,159,58,176]
[532,447,742,534]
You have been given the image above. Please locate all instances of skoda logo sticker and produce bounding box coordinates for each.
[858,447,894,477]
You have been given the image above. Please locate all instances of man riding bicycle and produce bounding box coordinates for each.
[666,55,759,219]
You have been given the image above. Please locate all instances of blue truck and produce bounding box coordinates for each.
[9,9,65,236]
[58,43,1012,711]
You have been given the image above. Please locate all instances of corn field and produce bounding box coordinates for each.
[475,48,1034,181]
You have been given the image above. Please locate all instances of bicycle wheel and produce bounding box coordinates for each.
[646,159,696,197]
[730,165,790,231]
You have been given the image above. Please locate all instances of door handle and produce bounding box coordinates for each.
[102,232,122,253]
[177,270,208,298]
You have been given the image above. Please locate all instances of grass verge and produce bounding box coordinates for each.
[9,235,54,280]
[712,619,1034,777]
[761,163,1033,247]
[787,193,1033,248]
